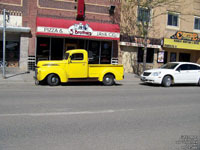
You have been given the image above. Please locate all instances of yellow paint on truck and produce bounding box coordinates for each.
[35,49,124,86]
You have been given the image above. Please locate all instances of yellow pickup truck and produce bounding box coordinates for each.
[35,49,124,86]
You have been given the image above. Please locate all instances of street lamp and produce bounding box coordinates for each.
[2,9,10,79]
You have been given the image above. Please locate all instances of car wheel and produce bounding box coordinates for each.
[47,74,60,86]
[162,76,172,87]
[103,74,115,86]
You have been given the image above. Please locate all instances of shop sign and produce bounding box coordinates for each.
[37,25,120,39]
[69,23,93,36]
[120,41,161,49]
[164,31,200,50]
[164,38,200,50]
[170,31,200,41]
[36,17,120,40]
[0,15,22,27]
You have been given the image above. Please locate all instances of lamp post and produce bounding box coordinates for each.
[2,9,10,79]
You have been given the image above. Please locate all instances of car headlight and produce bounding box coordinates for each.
[152,72,161,76]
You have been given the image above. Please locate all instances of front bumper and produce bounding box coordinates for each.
[140,75,162,84]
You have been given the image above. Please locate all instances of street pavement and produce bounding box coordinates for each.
[0,71,200,150]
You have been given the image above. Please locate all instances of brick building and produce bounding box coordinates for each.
[120,0,200,74]
[0,0,121,71]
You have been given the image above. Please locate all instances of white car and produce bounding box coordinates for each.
[140,62,200,87]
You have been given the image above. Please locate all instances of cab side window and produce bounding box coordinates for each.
[71,53,84,61]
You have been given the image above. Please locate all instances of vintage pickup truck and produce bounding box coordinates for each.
[35,49,124,86]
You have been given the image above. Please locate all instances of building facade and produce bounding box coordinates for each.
[120,0,200,74]
[0,0,121,72]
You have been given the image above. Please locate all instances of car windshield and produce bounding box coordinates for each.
[160,63,179,69]
[64,53,69,60]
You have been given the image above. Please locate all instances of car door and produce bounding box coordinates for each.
[68,53,88,78]
[174,64,190,83]
[186,64,200,83]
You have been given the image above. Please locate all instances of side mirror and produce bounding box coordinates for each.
[68,56,72,63]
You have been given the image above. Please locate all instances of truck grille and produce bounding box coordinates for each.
[143,72,151,76]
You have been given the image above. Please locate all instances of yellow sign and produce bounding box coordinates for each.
[164,38,200,51]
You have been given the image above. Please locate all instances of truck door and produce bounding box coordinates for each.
[68,52,88,78]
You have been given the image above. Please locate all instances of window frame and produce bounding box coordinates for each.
[194,16,200,32]
[167,12,180,30]
[137,6,152,25]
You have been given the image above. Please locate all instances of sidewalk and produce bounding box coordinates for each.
[0,71,35,84]
[0,71,140,84]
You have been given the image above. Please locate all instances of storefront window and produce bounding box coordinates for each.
[0,41,20,67]
[37,37,50,61]
[137,47,154,63]
[179,53,190,62]
[88,40,100,64]
[170,52,176,62]
[100,41,112,64]
[51,38,63,60]
[36,37,114,64]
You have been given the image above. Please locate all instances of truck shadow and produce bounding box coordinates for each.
[38,81,122,86]
[61,82,122,86]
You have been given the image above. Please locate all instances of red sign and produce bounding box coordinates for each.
[36,17,120,40]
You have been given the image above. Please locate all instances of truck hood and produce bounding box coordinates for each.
[37,60,65,68]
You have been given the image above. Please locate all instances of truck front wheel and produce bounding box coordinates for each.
[103,74,115,86]
[47,74,60,86]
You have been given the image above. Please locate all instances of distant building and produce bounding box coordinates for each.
[120,0,200,74]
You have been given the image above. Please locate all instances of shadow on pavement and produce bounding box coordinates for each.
[5,71,30,79]
[139,82,199,87]
[37,81,122,86]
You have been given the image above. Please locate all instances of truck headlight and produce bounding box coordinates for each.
[152,72,161,76]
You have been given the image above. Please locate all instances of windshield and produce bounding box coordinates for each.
[64,53,69,60]
[160,63,179,69]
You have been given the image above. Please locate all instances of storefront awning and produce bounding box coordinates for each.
[164,38,200,51]
[36,17,120,40]
[0,26,31,33]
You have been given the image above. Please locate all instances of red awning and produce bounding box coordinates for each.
[36,17,120,40]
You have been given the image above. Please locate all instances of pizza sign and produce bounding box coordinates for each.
[69,23,93,36]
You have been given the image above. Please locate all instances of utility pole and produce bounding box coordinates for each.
[2,9,9,79]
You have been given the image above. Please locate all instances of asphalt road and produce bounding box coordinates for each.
[0,80,200,150]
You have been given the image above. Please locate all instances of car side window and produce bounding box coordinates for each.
[71,53,84,61]
[177,64,188,71]
[187,64,200,70]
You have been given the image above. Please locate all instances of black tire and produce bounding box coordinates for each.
[47,74,60,86]
[162,76,172,87]
[103,74,115,86]
[198,78,200,86]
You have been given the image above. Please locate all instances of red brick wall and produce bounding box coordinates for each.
[1,0,121,56]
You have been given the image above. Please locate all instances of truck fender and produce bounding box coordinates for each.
[40,68,69,83]
[99,69,116,82]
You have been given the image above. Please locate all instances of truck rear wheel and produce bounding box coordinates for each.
[47,74,60,86]
[103,74,115,86]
